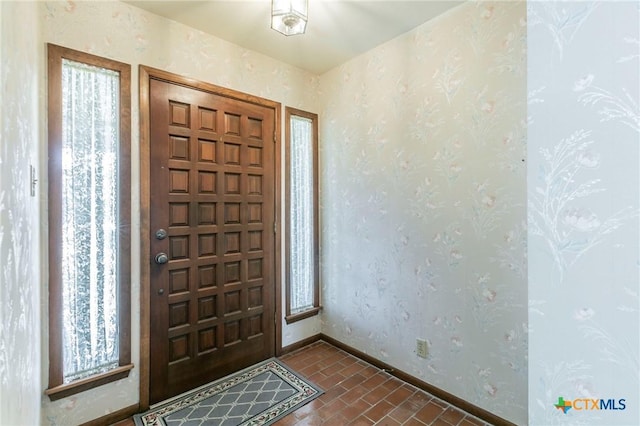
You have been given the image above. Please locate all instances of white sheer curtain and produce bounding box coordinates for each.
[290,116,314,313]
[61,59,120,382]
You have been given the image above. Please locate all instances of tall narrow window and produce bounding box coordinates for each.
[46,44,132,400]
[285,107,320,323]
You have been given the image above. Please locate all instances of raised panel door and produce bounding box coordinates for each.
[149,79,275,404]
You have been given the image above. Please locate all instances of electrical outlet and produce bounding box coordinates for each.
[416,338,428,358]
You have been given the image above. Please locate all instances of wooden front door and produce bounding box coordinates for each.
[148,78,276,404]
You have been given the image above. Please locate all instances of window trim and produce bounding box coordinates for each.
[45,44,132,400]
[284,107,320,324]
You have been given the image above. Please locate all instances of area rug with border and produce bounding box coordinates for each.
[133,358,323,426]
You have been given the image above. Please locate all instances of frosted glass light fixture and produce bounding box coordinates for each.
[271,0,308,36]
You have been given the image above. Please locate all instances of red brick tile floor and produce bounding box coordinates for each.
[275,340,491,426]
[114,340,492,426]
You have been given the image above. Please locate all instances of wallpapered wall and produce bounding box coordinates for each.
[40,1,320,424]
[0,1,42,425]
[528,2,640,425]
[319,2,527,424]
[2,1,634,425]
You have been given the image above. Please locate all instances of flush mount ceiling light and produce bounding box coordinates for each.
[271,0,308,36]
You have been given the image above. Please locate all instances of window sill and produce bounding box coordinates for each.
[285,306,321,324]
[45,364,134,401]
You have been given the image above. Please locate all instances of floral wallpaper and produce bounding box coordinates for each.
[40,1,320,424]
[319,1,527,424]
[527,2,639,425]
[1,1,633,425]
[0,1,42,425]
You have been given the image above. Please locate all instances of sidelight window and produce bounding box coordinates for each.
[46,44,132,400]
[285,108,320,323]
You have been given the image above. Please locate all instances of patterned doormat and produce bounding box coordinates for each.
[133,358,323,426]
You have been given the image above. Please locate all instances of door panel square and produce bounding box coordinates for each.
[248,259,262,280]
[248,203,262,223]
[198,234,216,257]
[169,203,189,227]
[169,169,189,193]
[248,118,262,139]
[169,301,189,328]
[198,139,216,163]
[198,296,217,320]
[223,320,240,346]
[225,232,241,254]
[224,143,241,165]
[224,113,241,135]
[169,135,189,160]
[198,203,216,225]
[224,203,241,224]
[248,147,262,167]
[199,107,217,131]
[169,101,189,127]
[169,268,189,294]
[198,264,217,288]
[198,327,216,354]
[248,231,262,252]
[198,171,217,194]
[248,175,262,195]
[224,173,241,194]
[248,286,262,309]
[224,290,241,315]
[248,315,262,338]
[224,261,241,284]
[169,236,189,259]
[169,335,189,362]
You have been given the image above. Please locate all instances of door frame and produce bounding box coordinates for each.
[138,65,282,410]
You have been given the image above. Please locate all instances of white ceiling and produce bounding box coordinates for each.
[124,1,464,74]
